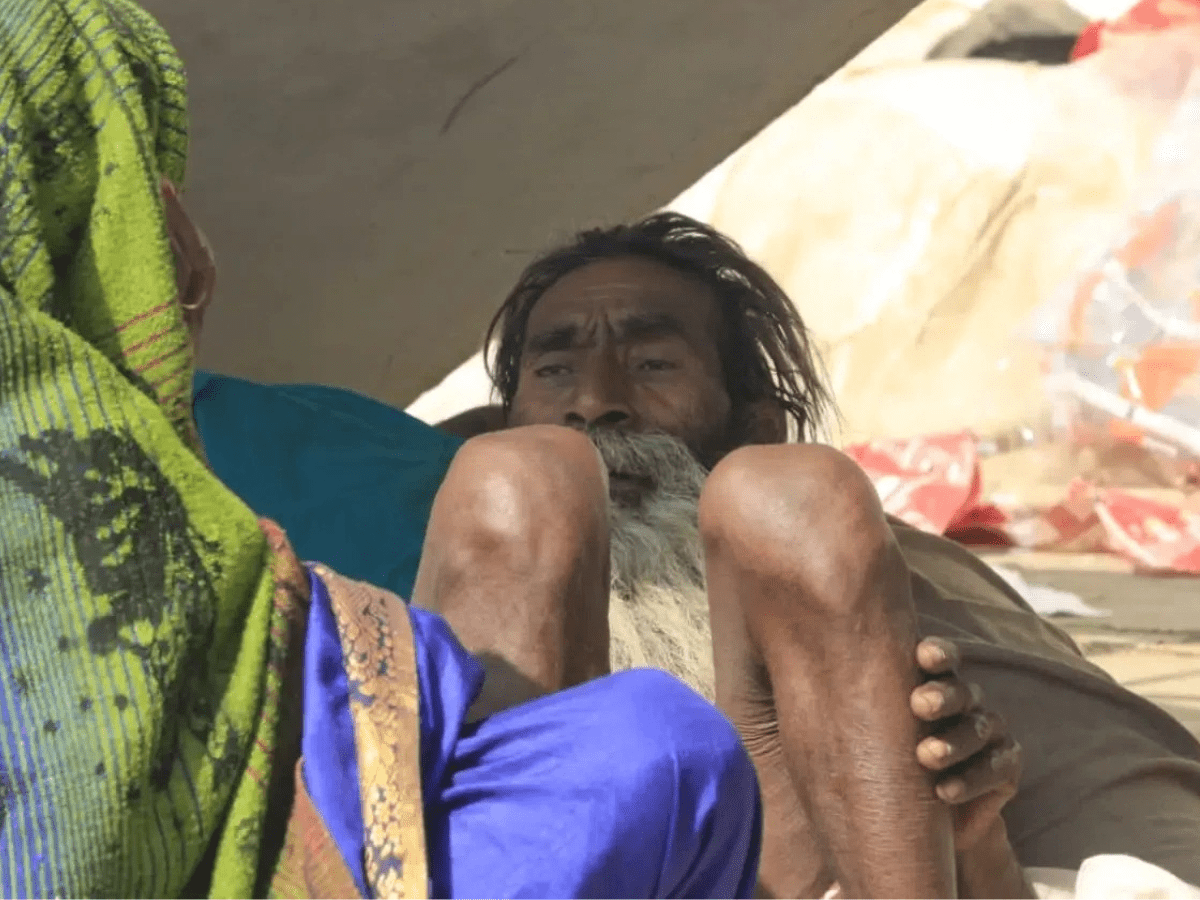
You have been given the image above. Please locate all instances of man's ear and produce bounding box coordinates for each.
[736,399,788,446]
[435,404,506,439]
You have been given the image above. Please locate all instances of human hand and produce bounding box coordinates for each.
[911,637,1022,853]
[813,638,1029,900]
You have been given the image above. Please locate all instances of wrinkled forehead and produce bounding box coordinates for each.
[524,256,723,351]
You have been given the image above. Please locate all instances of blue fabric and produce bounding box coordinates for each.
[420,661,764,899]
[303,568,762,899]
[193,371,462,600]
[301,566,370,897]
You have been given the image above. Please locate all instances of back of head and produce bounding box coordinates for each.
[485,211,834,443]
[0,0,191,435]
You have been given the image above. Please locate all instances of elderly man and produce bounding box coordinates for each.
[439,212,1200,898]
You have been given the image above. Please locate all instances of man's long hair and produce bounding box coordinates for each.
[483,212,833,441]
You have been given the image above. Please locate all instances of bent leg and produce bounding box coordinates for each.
[411,425,611,717]
[699,444,955,898]
[424,668,762,899]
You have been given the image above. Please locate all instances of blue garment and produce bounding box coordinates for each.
[301,569,762,899]
[193,372,462,600]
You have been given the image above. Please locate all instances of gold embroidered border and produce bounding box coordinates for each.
[315,566,429,900]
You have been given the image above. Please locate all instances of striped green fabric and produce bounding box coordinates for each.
[0,0,300,895]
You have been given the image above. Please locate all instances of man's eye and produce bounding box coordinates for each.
[638,359,677,372]
[534,364,571,377]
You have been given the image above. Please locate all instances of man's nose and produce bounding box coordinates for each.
[565,406,631,430]
[564,359,635,431]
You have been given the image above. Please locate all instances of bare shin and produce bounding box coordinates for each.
[412,425,612,717]
[701,444,956,898]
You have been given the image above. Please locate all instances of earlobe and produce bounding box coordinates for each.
[161,176,216,329]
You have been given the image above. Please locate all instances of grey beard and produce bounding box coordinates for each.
[588,429,716,699]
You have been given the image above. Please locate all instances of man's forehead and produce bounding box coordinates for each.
[525,257,720,337]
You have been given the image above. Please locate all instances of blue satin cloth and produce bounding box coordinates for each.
[301,568,763,899]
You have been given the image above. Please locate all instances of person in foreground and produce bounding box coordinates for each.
[442,213,1200,897]
[0,3,772,897]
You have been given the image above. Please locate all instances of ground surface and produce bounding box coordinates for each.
[984,553,1200,739]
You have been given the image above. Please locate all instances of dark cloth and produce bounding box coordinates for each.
[899,521,1200,882]
[194,371,463,601]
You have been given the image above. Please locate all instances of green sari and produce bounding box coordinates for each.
[0,1,426,895]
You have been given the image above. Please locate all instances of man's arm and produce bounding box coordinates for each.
[435,404,506,439]
[956,826,1035,899]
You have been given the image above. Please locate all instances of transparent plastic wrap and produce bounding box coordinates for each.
[1029,62,1200,487]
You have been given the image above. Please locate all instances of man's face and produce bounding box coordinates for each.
[508,256,734,498]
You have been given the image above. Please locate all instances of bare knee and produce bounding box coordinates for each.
[699,443,895,617]
[699,443,888,558]
[426,425,609,581]
[448,425,606,518]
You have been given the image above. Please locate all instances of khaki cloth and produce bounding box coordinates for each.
[899,520,1200,881]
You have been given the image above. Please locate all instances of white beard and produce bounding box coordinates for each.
[589,430,716,700]
[609,577,714,700]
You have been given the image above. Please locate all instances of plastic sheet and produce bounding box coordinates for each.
[1030,58,1200,476]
